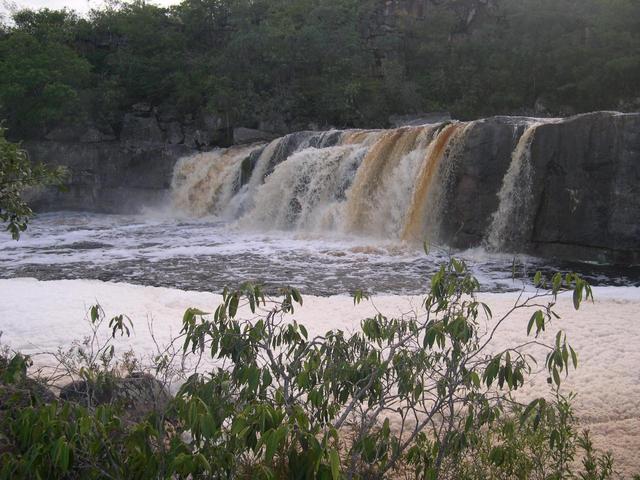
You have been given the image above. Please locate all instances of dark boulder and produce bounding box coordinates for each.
[183,113,228,148]
[162,121,185,145]
[439,112,640,264]
[60,372,170,422]
[45,124,116,143]
[439,117,520,247]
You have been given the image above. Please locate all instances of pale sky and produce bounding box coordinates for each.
[1,0,181,18]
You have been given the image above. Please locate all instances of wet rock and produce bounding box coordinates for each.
[389,112,451,127]
[440,112,640,264]
[233,127,276,144]
[24,140,194,213]
[60,372,170,421]
[439,118,517,247]
[528,112,640,263]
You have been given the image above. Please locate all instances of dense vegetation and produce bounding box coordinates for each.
[0,0,638,140]
[0,127,65,238]
[2,258,631,479]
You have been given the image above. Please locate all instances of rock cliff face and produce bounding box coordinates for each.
[440,112,640,263]
[25,140,195,214]
[26,111,640,264]
[529,113,640,263]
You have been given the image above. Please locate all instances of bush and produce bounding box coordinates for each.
[0,258,631,479]
[0,126,66,239]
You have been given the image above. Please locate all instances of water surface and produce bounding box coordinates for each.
[0,212,637,295]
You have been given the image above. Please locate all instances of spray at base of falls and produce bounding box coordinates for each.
[171,120,546,246]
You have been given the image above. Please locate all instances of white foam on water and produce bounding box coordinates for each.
[0,278,638,475]
[2,213,549,294]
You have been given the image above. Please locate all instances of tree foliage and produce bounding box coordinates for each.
[0,0,638,139]
[0,127,66,239]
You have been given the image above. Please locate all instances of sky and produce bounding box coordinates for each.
[1,0,181,18]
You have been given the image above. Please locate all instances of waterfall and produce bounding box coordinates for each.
[485,123,541,250]
[401,123,465,242]
[170,124,464,241]
[239,144,368,231]
[170,119,548,248]
[171,144,264,217]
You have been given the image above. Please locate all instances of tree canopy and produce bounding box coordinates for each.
[0,0,638,139]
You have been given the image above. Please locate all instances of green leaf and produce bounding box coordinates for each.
[90,305,99,323]
[527,312,536,335]
[229,293,239,317]
[426,468,437,480]
[533,271,542,286]
[569,345,578,368]
[291,288,303,306]
[195,453,211,472]
[264,430,277,462]
[521,398,540,423]
[573,286,582,310]
[329,448,340,479]
[489,446,505,466]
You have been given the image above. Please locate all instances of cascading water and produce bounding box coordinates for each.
[485,123,541,250]
[400,123,469,243]
[171,144,265,218]
[240,144,369,232]
[343,127,425,234]
[170,122,475,241]
[170,119,551,248]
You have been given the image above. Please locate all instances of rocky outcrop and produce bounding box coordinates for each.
[120,114,164,147]
[60,373,171,422]
[439,117,520,246]
[233,127,277,144]
[527,112,640,263]
[440,112,640,264]
[25,140,195,213]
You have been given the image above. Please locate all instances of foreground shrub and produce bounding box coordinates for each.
[0,258,629,479]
